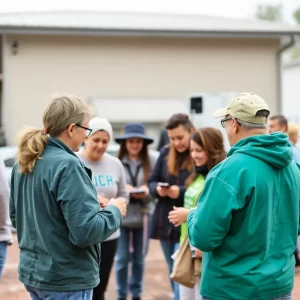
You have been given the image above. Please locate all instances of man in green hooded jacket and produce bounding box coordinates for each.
[187,93,300,300]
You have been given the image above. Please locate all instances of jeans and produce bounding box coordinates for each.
[273,292,292,300]
[115,227,146,298]
[201,291,292,300]
[160,240,180,300]
[0,241,8,279]
[294,249,300,266]
[24,285,93,300]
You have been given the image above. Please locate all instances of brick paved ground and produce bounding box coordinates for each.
[1,235,300,300]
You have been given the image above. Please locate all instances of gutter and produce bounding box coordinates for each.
[0,26,300,39]
[276,35,296,114]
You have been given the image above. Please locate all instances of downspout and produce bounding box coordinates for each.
[0,34,5,146]
[276,35,295,114]
[2,35,12,146]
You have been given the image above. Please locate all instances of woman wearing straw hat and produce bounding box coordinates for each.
[114,123,157,300]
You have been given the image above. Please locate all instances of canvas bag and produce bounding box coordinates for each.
[170,236,195,288]
[170,236,202,288]
[122,163,144,228]
[170,185,203,287]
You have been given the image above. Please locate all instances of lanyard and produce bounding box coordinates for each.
[123,163,142,187]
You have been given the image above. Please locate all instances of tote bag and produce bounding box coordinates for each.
[170,236,195,288]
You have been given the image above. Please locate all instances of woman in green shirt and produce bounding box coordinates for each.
[168,127,226,300]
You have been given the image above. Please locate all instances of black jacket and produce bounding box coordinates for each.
[148,146,191,242]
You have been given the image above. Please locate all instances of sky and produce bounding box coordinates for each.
[0,0,299,23]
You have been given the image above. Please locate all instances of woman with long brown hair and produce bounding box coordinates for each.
[114,123,157,300]
[148,113,195,300]
[168,127,226,300]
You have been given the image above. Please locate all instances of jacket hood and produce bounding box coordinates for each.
[228,132,292,169]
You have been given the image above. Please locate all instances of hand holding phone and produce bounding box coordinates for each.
[129,189,145,194]
[130,185,149,199]
[167,185,180,199]
[157,183,170,197]
[158,182,170,188]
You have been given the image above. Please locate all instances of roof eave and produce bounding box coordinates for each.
[0,26,300,38]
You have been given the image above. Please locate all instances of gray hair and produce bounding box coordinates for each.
[43,94,89,137]
[17,94,89,174]
[238,119,266,130]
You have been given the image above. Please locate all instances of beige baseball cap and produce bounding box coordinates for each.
[213,92,270,124]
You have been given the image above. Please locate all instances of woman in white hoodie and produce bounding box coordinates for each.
[78,117,128,300]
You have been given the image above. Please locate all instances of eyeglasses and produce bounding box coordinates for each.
[220,117,241,128]
[75,124,92,137]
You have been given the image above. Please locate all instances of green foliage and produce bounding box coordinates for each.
[293,8,300,24]
[256,4,282,21]
[291,47,300,59]
[255,5,300,60]
[291,8,300,59]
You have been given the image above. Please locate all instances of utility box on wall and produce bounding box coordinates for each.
[190,96,203,114]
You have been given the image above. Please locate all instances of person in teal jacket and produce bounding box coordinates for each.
[10,95,127,300]
[187,93,300,300]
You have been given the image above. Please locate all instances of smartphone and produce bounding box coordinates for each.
[158,182,170,188]
[129,189,145,194]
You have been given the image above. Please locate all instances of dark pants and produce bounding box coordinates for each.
[93,239,118,300]
[295,249,300,266]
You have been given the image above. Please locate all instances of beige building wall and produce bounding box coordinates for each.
[2,34,279,145]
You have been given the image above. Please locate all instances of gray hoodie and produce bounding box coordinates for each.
[78,152,128,241]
